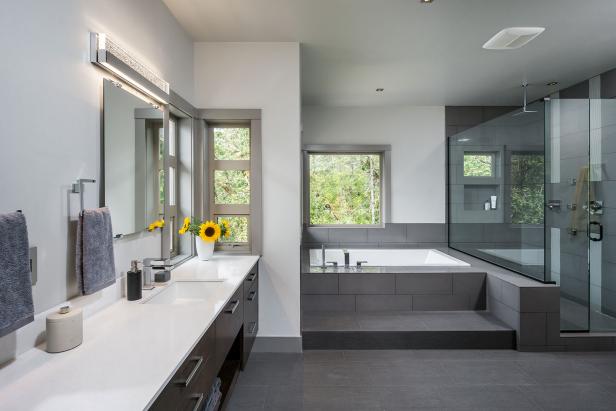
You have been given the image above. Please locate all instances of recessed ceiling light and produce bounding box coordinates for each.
[376,88,384,92]
[483,27,545,50]
[420,0,433,3]
[546,81,559,86]
[457,138,470,142]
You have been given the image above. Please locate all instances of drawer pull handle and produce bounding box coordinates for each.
[247,290,257,301]
[174,356,203,387]
[225,300,240,314]
[247,273,257,282]
[249,321,258,335]
[188,393,205,411]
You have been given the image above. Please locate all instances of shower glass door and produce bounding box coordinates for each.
[547,95,616,332]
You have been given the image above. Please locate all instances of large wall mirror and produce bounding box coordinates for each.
[103,78,195,264]
[103,79,164,237]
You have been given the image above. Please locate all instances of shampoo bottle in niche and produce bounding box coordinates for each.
[490,195,498,210]
[127,260,142,301]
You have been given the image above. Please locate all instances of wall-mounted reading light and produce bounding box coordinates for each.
[90,32,170,104]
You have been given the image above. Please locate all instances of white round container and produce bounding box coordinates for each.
[46,306,83,353]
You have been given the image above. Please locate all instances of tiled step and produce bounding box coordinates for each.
[302,311,516,350]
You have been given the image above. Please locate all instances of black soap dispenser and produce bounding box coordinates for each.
[127,260,142,301]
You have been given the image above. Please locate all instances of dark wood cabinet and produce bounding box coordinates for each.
[150,326,215,411]
[149,264,259,411]
[214,286,244,372]
[242,264,259,369]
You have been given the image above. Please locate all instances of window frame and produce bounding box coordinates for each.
[207,121,261,252]
[463,152,496,178]
[303,144,391,228]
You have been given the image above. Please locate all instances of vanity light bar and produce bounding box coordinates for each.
[90,32,170,104]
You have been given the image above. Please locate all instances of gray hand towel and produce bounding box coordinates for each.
[0,211,34,338]
[76,207,116,295]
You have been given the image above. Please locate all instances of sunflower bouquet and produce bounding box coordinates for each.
[178,217,231,243]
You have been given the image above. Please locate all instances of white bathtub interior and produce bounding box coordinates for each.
[309,249,470,267]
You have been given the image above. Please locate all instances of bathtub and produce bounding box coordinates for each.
[309,248,470,267]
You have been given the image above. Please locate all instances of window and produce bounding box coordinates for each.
[464,153,495,177]
[510,152,544,225]
[304,146,390,226]
[166,118,179,256]
[209,126,251,250]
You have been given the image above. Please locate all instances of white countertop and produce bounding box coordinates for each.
[0,255,259,411]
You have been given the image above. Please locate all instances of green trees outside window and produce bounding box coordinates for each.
[510,153,544,225]
[309,153,381,225]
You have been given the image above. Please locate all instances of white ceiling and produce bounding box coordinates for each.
[163,0,616,106]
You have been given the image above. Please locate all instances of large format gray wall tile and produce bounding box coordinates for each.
[339,274,395,295]
[396,273,452,295]
[301,273,338,295]
[406,224,447,243]
[367,224,406,243]
[356,295,411,311]
[412,294,470,311]
[518,313,547,347]
[329,228,368,243]
[301,295,355,311]
[453,273,486,310]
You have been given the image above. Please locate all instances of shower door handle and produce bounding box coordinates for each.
[589,222,603,242]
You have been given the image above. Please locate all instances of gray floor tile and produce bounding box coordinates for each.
[229,349,616,411]
[236,357,302,386]
[523,383,616,410]
[441,359,536,385]
[368,359,452,386]
[379,385,444,409]
[300,361,374,386]
[302,386,382,411]
[515,358,610,384]
[226,385,268,410]
[437,385,540,410]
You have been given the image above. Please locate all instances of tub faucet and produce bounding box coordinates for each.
[321,244,327,270]
[343,249,350,269]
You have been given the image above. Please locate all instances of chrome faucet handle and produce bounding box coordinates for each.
[326,261,338,268]
[356,261,368,268]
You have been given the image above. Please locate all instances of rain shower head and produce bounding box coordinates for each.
[512,82,538,116]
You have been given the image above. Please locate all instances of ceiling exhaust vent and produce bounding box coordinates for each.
[483,27,545,50]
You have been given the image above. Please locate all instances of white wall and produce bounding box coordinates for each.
[0,0,193,360]
[302,105,446,223]
[193,42,302,339]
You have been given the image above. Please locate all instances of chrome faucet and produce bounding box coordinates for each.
[142,258,172,290]
[321,244,327,270]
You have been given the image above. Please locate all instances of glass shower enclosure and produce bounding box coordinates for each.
[448,94,616,332]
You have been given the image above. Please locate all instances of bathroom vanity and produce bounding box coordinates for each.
[0,255,259,411]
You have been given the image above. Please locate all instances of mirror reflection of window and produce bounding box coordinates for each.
[103,79,163,237]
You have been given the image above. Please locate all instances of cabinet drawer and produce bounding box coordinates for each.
[215,287,244,370]
[243,273,258,368]
[244,264,258,295]
[150,326,215,411]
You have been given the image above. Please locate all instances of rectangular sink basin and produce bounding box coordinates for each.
[145,281,225,305]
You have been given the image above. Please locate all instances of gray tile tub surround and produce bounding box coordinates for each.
[301,271,487,312]
[302,223,447,247]
[443,248,565,351]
